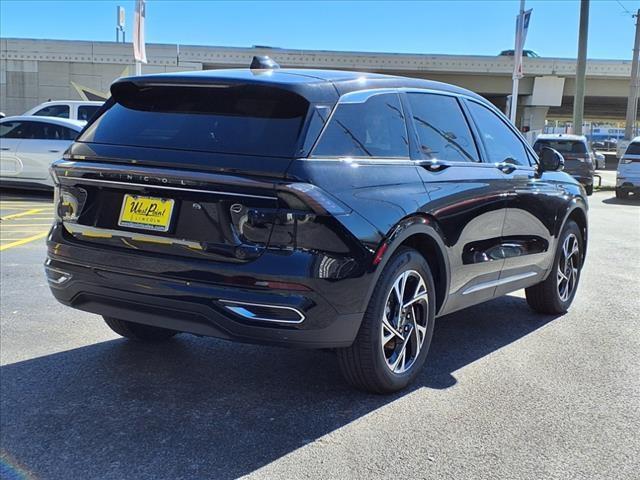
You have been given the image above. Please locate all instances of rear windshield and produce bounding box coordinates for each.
[78,83,310,157]
[626,142,640,155]
[534,139,587,154]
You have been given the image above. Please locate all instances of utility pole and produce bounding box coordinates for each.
[509,0,526,125]
[573,0,589,136]
[116,6,125,43]
[624,10,640,141]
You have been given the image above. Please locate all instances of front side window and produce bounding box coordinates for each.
[34,104,70,118]
[407,93,479,162]
[467,101,530,166]
[312,92,409,158]
[0,121,27,139]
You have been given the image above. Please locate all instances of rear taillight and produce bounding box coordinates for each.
[229,183,356,254]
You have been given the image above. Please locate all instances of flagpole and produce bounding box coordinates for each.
[133,0,146,76]
[509,0,526,125]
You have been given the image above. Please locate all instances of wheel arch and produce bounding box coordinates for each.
[562,206,589,262]
[363,214,451,316]
[562,204,588,263]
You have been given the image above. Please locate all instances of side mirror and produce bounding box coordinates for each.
[539,147,564,172]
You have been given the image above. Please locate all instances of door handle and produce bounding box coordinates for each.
[496,162,517,174]
[416,160,450,172]
[48,150,61,153]
[0,147,10,151]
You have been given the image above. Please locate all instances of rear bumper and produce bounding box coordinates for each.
[616,177,640,190]
[46,223,369,349]
[572,174,593,187]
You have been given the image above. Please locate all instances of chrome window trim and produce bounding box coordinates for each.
[307,86,536,165]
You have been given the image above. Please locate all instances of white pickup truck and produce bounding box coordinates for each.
[23,100,103,122]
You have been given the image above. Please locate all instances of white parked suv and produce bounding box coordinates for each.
[616,137,640,199]
[23,100,103,122]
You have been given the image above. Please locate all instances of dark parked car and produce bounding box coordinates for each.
[533,134,595,195]
[46,59,588,393]
[499,49,540,57]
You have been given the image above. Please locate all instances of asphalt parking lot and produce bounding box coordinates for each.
[1,189,638,480]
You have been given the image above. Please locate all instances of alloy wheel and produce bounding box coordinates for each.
[381,270,429,374]
[557,233,580,302]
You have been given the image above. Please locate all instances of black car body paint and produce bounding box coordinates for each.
[46,68,588,349]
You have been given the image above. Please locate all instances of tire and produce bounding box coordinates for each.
[585,184,593,196]
[103,316,178,342]
[337,247,436,394]
[615,188,628,199]
[525,220,583,314]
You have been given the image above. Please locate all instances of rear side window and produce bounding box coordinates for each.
[467,101,530,166]
[78,105,101,122]
[312,92,409,158]
[79,83,309,157]
[407,93,478,162]
[17,121,78,140]
[34,104,70,118]
[626,142,640,155]
[533,140,587,155]
[0,121,76,140]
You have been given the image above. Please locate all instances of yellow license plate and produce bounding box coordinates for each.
[118,194,175,232]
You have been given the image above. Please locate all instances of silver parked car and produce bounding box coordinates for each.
[0,116,85,189]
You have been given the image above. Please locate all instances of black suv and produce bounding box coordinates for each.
[46,60,588,393]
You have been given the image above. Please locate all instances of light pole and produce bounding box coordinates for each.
[624,10,640,141]
[509,0,526,125]
[573,0,589,136]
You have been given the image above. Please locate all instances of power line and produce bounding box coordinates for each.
[615,0,635,17]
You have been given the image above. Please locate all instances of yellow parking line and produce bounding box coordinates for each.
[1,229,52,232]
[0,202,53,205]
[1,214,54,217]
[1,206,51,209]
[1,208,46,220]
[0,231,48,251]
[0,223,53,226]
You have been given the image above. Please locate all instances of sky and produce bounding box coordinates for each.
[0,0,638,59]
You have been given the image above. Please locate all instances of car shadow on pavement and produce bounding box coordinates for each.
[602,195,640,206]
[0,187,54,200]
[0,295,558,480]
